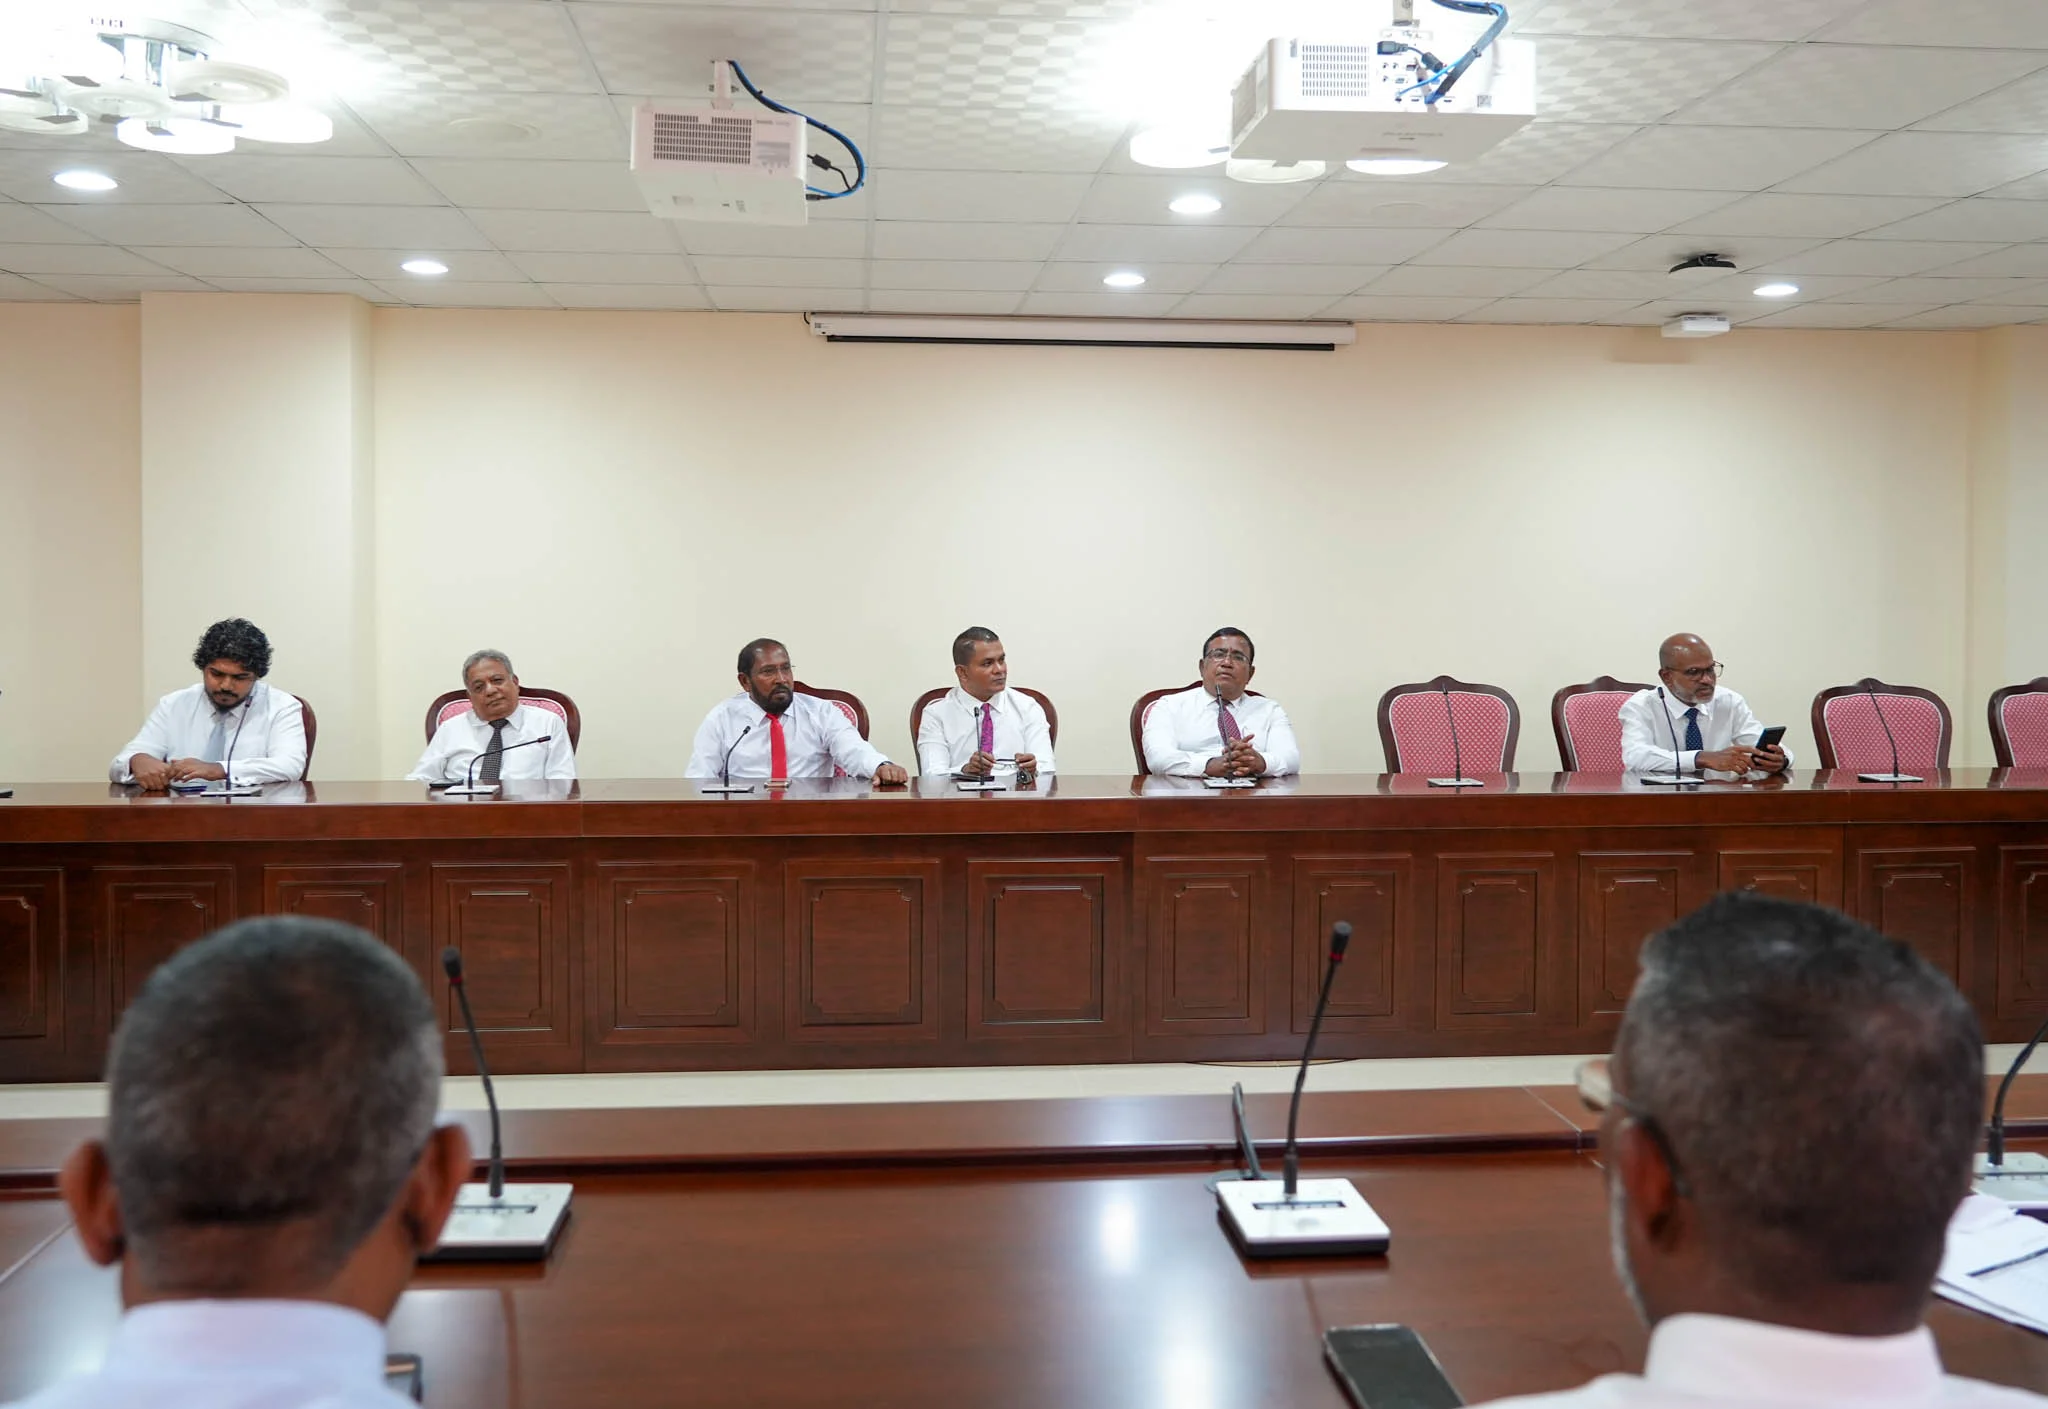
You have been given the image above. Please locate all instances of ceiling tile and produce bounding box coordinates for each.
[413,159,646,212]
[0,150,229,205]
[1281,182,1534,229]
[236,99,392,159]
[1843,276,2048,304]
[175,155,444,206]
[692,257,870,288]
[1460,297,1649,323]
[26,272,212,299]
[1862,199,2048,242]
[1520,0,1865,40]
[506,252,699,285]
[1033,262,1215,294]
[1920,246,2048,278]
[1669,192,1947,238]
[868,260,1043,291]
[538,285,713,311]
[679,222,870,258]
[1971,282,2048,306]
[707,286,864,312]
[1433,121,1641,185]
[881,11,1117,111]
[37,203,297,246]
[1822,0,2048,48]
[255,204,488,250]
[1916,69,2048,135]
[1535,38,1782,123]
[1684,272,1890,300]
[1359,265,1553,297]
[865,289,1024,315]
[464,209,682,253]
[1015,291,1184,317]
[1750,239,2008,277]
[1168,293,1342,320]
[1744,302,1943,328]
[1678,46,2048,129]
[874,170,1092,222]
[1882,304,2048,329]
[1076,173,1312,227]
[870,105,1122,173]
[1479,186,1738,232]
[0,273,75,300]
[0,244,170,276]
[201,277,394,298]
[574,6,876,104]
[0,206,98,244]
[294,0,599,94]
[1775,132,2048,198]
[1053,223,1255,262]
[130,246,352,278]
[1987,171,2048,200]
[371,281,557,308]
[1562,126,1876,191]
[1585,234,1829,270]
[1196,264,1386,296]
[1234,227,1457,264]
[871,221,1065,260]
[1407,228,1638,266]
[1515,268,1695,300]
[1602,297,1780,325]
[342,91,626,161]
[1321,294,1497,321]
[323,248,527,282]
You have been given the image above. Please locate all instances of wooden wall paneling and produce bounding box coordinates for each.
[430,861,578,1073]
[1576,843,1709,1027]
[1138,852,1271,1043]
[784,858,943,1046]
[1997,845,2048,1024]
[0,870,64,1077]
[1848,843,1979,986]
[1290,854,1418,1036]
[1435,852,1568,1032]
[1715,831,1843,907]
[262,863,405,954]
[94,865,236,1033]
[590,860,758,1052]
[963,857,1126,1056]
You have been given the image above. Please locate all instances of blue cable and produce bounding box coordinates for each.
[1423,0,1510,104]
[725,59,866,200]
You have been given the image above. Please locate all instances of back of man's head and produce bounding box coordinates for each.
[106,916,443,1295]
[1619,893,1981,1305]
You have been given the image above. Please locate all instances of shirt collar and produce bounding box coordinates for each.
[104,1299,388,1386]
[1663,688,1717,718]
[1643,1314,1942,1402]
[952,686,1004,716]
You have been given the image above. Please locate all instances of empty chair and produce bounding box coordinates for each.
[1551,676,1654,772]
[1989,677,2048,768]
[1811,679,1952,773]
[1378,676,1520,774]
[424,686,582,750]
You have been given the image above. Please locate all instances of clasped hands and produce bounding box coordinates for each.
[1698,744,1788,775]
[129,755,228,791]
[960,750,1036,782]
[1204,736,1265,779]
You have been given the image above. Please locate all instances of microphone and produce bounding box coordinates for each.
[1426,684,1483,788]
[701,723,756,794]
[427,946,573,1260]
[200,688,255,797]
[1857,683,1922,784]
[1284,921,1351,1196]
[1642,686,1704,787]
[445,733,553,795]
[1983,1010,2048,1170]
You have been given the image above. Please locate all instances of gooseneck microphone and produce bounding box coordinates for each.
[1283,921,1352,1197]
[1443,686,1465,783]
[1986,1009,2048,1168]
[206,689,252,795]
[441,947,504,1199]
[1641,687,1704,787]
[454,733,553,793]
[1857,684,1922,784]
[722,723,753,785]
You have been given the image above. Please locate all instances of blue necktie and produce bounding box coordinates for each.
[1684,707,1703,752]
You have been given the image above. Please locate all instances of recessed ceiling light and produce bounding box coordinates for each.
[1129,125,1229,169]
[1347,155,1448,176]
[1169,193,1222,216]
[1103,271,1147,289]
[400,258,450,277]
[52,169,118,192]
[1754,281,1800,298]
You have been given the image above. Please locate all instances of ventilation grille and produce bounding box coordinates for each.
[1298,43,1376,98]
[649,111,755,166]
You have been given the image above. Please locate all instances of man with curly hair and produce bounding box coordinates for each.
[111,618,308,789]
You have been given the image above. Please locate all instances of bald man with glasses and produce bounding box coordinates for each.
[1618,633,1789,777]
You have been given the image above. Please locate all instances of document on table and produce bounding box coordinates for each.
[1937,1193,2048,1334]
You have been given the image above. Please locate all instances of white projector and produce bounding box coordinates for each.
[1663,313,1731,339]
[1230,33,1535,166]
[630,102,808,225]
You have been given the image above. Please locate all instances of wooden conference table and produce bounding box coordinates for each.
[1,1086,2047,1407]
[1,770,2045,1082]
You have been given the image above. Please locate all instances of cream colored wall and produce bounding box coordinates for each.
[0,305,140,783]
[1967,326,2048,764]
[372,311,1975,777]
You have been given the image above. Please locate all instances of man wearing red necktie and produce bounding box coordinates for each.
[684,639,907,786]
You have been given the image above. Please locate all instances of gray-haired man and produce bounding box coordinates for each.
[407,649,576,784]
[1477,893,2046,1409]
[13,917,471,1409]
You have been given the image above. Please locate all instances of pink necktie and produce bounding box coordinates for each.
[978,701,995,755]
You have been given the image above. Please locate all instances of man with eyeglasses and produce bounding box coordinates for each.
[1141,627,1299,778]
[1618,633,1789,776]
[1475,892,2043,1409]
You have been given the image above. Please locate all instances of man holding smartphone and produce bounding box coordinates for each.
[1618,634,1790,777]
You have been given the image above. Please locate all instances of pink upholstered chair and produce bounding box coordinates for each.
[1551,676,1653,772]
[1989,678,2048,768]
[794,682,870,778]
[425,687,581,749]
[909,688,1059,775]
[1128,683,1263,775]
[1811,679,1951,773]
[1378,676,1520,774]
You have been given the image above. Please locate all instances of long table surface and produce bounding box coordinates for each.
[0,1087,2044,1408]
[2,772,2045,1082]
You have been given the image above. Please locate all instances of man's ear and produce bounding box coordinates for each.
[403,1124,474,1255]
[1613,1119,1683,1246]
[58,1142,126,1268]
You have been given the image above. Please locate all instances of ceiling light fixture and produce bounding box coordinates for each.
[1225,158,1325,185]
[400,258,450,277]
[1103,271,1147,289]
[1754,281,1800,298]
[116,114,235,155]
[52,168,118,192]
[1169,193,1222,216]
[1129,125,1229,170]
[219,101,333,144]
[1347,154,1448,176]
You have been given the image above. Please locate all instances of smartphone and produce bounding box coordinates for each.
[1753,725,1786,751]
[384,1352,423,1403]
[1324,1325,1463,1409]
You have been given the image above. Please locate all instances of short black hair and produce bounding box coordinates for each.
[952,627,1000,669]
[738,638,785,675]
[192,618,272,678]
[1202,627,1255,664]
[1619,893,1981,1299]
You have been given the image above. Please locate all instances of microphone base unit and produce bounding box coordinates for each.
[955,780,1004,792]
[198,782,263,797]
[425,1181,573,1262]
[1857,772,1925,784]
[1214,1177,1391,1257]
[1203,777,1259,789]
[1426,776,1484,788]
[699,782,756,794]
[1972,1152,2048,1212]
[441,783,501,797]
[1639,774,1704,787]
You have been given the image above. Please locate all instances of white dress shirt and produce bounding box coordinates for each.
[1472,1312,2048,1409]
[110,682,307,785]
[1619,686,1792,775]
[916,686,1056,777]
[407,701,577,784]
[1,1298,417,1409]
[1142,685,1300,778]
[685,691,892,781]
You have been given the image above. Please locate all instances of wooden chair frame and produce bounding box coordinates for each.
[908,687,1060,774]
[425,686,583,751]
[1376,675,1521,774]
[1550,676,1654,772]
[1128,682,1263,775]
[1810,678,1952,770]
[796,682,870,740]
[1987,676,2048,768]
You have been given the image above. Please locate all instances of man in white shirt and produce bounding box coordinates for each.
[1618,633,1790,777]
[1142,627,1300,778]
[111,618,307,789]
[1474,893,2045,1409]
[916,627,1055,782]
[408,649,576,785]
[8,915,471,1409]
[685,638,908,785]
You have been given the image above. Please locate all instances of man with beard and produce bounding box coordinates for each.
[1619,633,1789,778]
[686,638,906,785]
[408,649,576,784]
[1141,626,1298,779]
[111,618,307,789]
[1474,893,2044,1409]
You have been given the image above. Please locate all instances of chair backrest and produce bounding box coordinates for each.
[1128,682,1264,775]
[1811,679,1952,772]
[795,682,869,739]
[1551,676,1653,772]
[424,687,582,750]
[298,694,316,782]
[1378,676,1520,774]
[1990,677,2048,768]
[908,687,1060,773]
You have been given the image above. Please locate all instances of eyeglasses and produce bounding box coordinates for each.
[1575,1057,1692,1198]
[1668,662,1724,682]
[1203,649,1250,665]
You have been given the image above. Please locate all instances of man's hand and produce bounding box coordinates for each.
[129,755,172,791]
[1204,754,1232,777]
[1224,735,1264,778]
[874,763,909,787]
[1698,746,1756,773]
[1752,744,1788,774]
[167,759,226,782]
[961,751,996,778]
[1013,752,1037,774]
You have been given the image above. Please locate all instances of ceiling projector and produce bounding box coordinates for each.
[630,101,808,225]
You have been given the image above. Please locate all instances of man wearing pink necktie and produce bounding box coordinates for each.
[916,628,1055,781]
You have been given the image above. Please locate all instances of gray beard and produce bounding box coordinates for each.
[1609,1180,1650,1324]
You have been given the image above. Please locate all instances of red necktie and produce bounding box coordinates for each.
[768,714,788,781]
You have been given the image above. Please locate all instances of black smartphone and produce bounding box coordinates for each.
[1753,725,1786,751]
[1324,1325,1463,1409]
[384,1352,423,1403]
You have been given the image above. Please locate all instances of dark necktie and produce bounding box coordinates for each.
[1219,699,1243,744]
[479,718,509,783]
[1684,707,1703,753]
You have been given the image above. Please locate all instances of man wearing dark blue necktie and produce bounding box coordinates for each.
[1618,634,1791,777]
